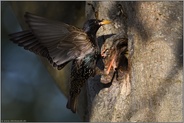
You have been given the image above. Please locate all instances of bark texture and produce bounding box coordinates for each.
[85,1,183,122]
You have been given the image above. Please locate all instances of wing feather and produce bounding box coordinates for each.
[9,12,94,70]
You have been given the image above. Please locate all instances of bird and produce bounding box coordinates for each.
[101,38,128,84]
[9,12,111,113]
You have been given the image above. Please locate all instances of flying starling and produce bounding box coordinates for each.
[9,12,111,113]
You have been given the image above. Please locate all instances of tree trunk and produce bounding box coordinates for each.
[85,1,182,122]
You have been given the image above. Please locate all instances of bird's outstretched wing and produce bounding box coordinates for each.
[9,12,93,70]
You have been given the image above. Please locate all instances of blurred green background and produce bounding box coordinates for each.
[1,1,86,122]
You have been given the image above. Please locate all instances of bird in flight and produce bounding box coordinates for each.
[9,12,111,113]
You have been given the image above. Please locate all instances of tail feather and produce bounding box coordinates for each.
[66,96,78,113]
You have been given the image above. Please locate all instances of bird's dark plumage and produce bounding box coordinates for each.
[9,12,111,113]
[9,12,94,69]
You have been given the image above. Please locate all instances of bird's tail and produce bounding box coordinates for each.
[66,95,78,113]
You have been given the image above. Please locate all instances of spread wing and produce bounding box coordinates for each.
[9,12,93,70]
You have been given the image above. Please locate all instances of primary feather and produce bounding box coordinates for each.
[9,12,94,70]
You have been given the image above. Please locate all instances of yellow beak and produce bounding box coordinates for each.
[100,20,112,25]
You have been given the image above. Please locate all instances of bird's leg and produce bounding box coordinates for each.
[87,3,99,20]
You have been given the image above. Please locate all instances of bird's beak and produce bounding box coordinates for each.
[99,20,112,25]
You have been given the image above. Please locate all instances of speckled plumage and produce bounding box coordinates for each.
[66,53,98,113]
[9,12,111,113]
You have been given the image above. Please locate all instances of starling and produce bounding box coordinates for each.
[101,38,128,84]
[9,12,111,113]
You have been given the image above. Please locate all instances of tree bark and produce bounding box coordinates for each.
[85,1,182,122]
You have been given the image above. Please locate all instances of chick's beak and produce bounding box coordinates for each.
[99,20,112,25]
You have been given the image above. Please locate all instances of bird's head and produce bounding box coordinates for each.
[83,19,111,35]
